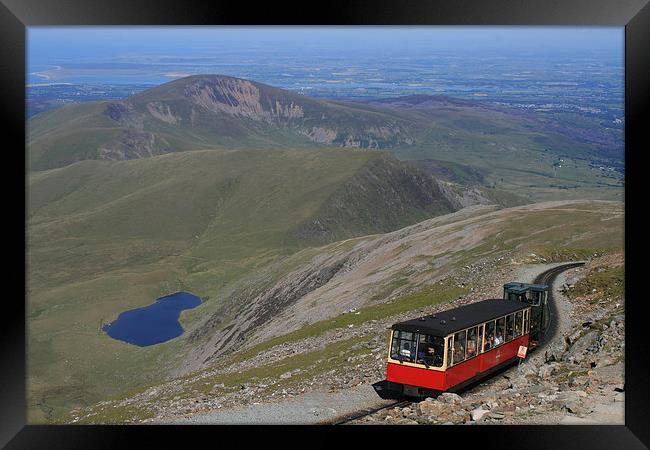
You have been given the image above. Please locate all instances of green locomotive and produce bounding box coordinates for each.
[502,282,549,347]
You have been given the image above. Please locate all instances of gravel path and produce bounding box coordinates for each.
[560,395,624,424]
[165,384,393,424]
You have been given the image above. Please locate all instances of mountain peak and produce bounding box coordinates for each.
[129,73,307,122]
[131,73,283,102]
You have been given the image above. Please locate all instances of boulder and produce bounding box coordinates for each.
[440,392,463,404]
[566,331,599,358]
[471,408,490,422]
[565,401,588,416]
[501,404,516,413]
[598,356,615,367]
[538,363,559,379]
[525,385,547,395]
[417,399,439,416]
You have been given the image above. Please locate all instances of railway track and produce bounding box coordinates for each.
[330,262,585,425]
[533,262,585,349]
[328,400,413,425]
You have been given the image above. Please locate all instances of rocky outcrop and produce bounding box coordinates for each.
[183,76,304,123]
[436,181,493,209]
[146,101,179,124]
[186,255,353,367]
[104,102,144,129]
[98,129,171,161]
[301,127,338,145]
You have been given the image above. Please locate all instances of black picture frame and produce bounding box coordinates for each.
[2,0,648,447]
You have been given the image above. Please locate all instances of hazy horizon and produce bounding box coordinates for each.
[27,26,624,121]
[28,26,624,61]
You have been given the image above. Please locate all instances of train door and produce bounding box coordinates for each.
[528,289,547,342]
[503,284,547,342]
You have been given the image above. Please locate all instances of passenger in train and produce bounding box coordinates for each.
[453,342,464,362]
[431,346,443,367]
[418,345,442,366]
[484,335,494,350]
[424,346,437,366]
[485,322,495,350]
[417,345,429,364]
[466,339,477,357]
[494,332,503,346]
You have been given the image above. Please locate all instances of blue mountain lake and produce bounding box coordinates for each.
[102,291,201,346]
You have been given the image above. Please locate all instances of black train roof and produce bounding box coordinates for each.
[392,299,529,337]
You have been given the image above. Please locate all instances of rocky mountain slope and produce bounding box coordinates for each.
[64,200,623,424]
[176,200,622,376]
[162,258,624,426]
[28,75,419,171]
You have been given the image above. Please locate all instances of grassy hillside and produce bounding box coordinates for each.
[27,147,456,422]
[28,75,622,201]
[292,155,455,245]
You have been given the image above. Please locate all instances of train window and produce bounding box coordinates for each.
[514,311,523,337]
[484,321,495,350]
[416,334,444,368]
[524,309,529,333]
[466,327,478,358]
[529,291,542,306]
[477,324,484,354]
[495,317,505,346]
[391,330,417,363]
[447,336,454,367]
[505,314,514,341]
[453,330,466,364]
[519,292,533,305]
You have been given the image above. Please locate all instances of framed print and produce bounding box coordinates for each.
[1,0,648,447]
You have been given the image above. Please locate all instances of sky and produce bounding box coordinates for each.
[28,26,624,64]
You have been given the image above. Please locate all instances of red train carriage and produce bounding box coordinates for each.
[373,299,532,399]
